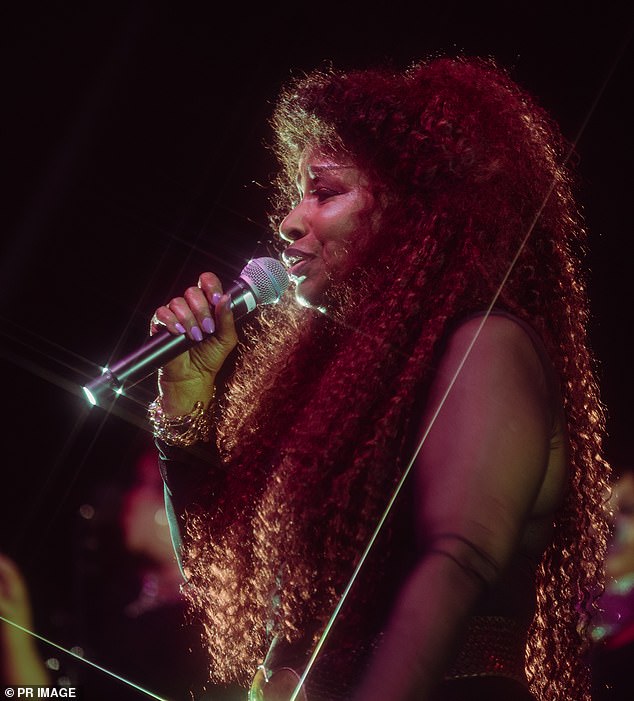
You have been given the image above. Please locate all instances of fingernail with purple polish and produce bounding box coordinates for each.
[202,317,215,334]
[211,292,222,305]
[175,323,186,334]
[191,326,203,342]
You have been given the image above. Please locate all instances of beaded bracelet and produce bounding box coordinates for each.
[148,393,215,447]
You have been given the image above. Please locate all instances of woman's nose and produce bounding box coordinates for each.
[279,203,305,243]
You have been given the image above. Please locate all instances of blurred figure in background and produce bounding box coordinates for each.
[119,446,186,618]
[0,553,49,686]
[79,441,226,700]
[2,440,234,700]
[592,465,634,700]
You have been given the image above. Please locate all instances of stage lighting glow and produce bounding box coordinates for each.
[83,386,97,406]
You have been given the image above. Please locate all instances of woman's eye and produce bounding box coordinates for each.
[311,187,338,201]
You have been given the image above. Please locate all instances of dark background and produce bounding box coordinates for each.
[1,1,632,699]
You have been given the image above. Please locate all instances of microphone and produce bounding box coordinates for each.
[83,257,289,406]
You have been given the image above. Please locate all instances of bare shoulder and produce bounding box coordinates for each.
[437,314,552,405]
[448,313,546,365]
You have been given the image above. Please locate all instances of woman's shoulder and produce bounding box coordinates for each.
[445,310,559,405]
[450,309,546,352]
[443,311,551,381]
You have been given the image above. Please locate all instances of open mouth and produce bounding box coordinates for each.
[283,249,313,279]
[288,261,310,282]
[282,250,305,266]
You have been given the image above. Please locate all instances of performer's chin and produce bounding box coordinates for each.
[292,275,324,311]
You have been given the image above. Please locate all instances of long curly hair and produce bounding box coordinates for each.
[182,56,610,700]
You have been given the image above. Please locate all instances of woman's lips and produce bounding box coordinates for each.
[288,258,311,280]
[283,249,315,280]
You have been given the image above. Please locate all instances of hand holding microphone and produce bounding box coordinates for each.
[83,257,289,408]
[151,270,239,416]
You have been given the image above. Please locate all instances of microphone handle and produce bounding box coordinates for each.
[83,278,255,404]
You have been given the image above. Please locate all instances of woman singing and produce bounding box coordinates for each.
[149,56,610,701]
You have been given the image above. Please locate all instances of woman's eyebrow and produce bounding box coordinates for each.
[307,164,355,178]
[294,164,355,193]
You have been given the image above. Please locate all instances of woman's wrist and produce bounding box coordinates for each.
[157,372,216,417]
[149,390,216,447]
[151,373,217,447]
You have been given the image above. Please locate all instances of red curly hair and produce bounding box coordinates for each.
[183,56,610,700]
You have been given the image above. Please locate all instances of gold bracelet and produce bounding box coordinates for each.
[148,392,215,447]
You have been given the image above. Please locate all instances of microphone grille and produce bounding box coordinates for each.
[240,257,290,305]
